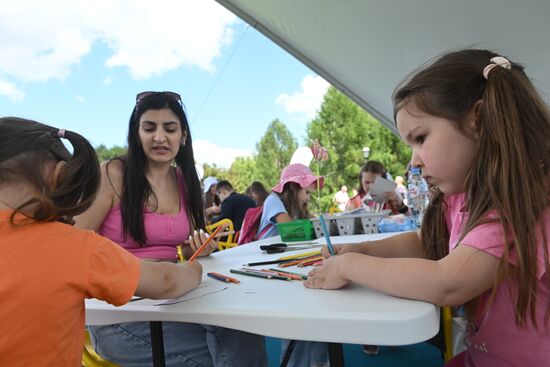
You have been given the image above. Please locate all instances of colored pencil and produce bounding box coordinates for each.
[207,272,230,283]
[188,226,224,262]
[277,249,321,261]
[319,215,335,256]
[269,268,308,280]
[243,259,293,267]
[230,269,273,279]
[209,271,240,284]
[240,268,292,281]
[262,269,303,280]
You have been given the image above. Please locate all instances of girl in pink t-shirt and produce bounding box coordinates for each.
[304,49,550,366]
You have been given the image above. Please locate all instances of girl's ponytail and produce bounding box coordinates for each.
[49,129,100,222]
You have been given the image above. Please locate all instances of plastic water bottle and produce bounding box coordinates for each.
[407,167,429,228]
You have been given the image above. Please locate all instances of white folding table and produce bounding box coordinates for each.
[86,232,439,366]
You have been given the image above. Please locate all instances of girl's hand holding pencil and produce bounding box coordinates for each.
[320,244,361,258]
[303,255,350,290]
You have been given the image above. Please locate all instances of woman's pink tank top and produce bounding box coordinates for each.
[98,169,191,260]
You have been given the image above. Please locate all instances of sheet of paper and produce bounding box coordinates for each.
[369,176,397,204]
[154,282,228,306]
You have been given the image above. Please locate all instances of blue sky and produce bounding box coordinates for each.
[0,1,329,168]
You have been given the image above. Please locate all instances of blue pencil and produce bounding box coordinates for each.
[319,215,335,256]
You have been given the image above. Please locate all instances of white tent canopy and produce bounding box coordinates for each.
[216,0,550,134]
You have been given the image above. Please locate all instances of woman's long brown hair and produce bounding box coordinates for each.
[393,49,550,328]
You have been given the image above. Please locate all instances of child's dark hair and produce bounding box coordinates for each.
[0,117,100,223]
[115,92,205,245]
[278,182,310,220]
[246,181,269,206]
[357,160,387,197]
[393,49,550,328]
[216,180,233,192]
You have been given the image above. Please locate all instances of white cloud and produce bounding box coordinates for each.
[0,79,25,102]
[193,139,252,169]
[275,75,330,121]
[75,95,85,102]
[0,0,237,84]
[103,76,113,85]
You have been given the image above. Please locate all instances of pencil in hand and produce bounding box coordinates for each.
[188,225,223,262]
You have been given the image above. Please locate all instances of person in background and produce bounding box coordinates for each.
[332,185,350,212]
[203,176,220,224]
[213,180,256,231]
[245,180,270,206]
[75,91,266,367]
[257,163,328,367]
[0,117,201,366]
[394,175,408,205]
[347,160,409,215]
[305,49,550,366]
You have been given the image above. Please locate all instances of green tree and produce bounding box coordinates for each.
[306,87,410,211]
[203,163,228,182]
[95,144,127,162]
[227,156,260,193]
[255,119,297,188]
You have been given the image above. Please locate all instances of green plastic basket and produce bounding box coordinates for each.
[276,219,316,242]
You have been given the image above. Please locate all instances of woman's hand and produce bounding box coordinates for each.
[188,229,220,257]
[304,255,350,289]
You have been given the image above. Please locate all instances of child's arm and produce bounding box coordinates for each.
[74,162,120,231]
[321,231,425,259]
[135,260,202,299]
[305,244,499,306]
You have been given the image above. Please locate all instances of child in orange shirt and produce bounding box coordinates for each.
[0,117,202,367]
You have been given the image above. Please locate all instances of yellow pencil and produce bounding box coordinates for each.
[277,249,321,261]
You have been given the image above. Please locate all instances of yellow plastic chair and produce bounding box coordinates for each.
[442,306,454,362]
[206,218,237,251]
[82,329,120,367]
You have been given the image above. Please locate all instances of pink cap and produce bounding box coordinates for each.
[272,163,324,193]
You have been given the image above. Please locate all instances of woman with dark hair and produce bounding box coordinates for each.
[76,91,266,367]
[347,160,408,214]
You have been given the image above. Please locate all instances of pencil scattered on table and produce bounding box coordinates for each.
[207,272,240,284]
[229,267,308,281]
[230,269,273,279]
[188,225,224,262]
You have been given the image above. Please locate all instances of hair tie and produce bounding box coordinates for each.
[483,56,512,80]
[57,129,66,139]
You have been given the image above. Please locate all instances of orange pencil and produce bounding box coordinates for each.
[188,226,223,262]
[209,271,241,284]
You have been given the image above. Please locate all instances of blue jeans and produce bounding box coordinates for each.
[89,322,267,367]
[280,340,328,367]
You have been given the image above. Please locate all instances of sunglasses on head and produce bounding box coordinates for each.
[136,91,182,104]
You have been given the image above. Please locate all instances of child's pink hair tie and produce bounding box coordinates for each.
[57,129,66,138]
[483,56,512,80]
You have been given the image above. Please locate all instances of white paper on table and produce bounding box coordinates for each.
[154,283,228,306]
[369,176,397,204]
